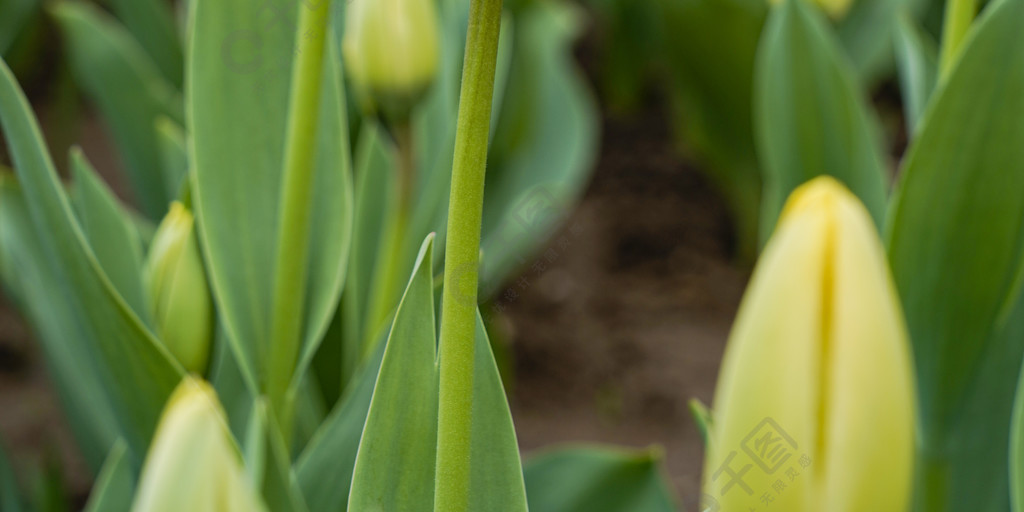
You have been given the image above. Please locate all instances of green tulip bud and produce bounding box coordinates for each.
[342,0,440,119]
[144,201,213,374]
[701,177,916,511]
[132,377,267,512]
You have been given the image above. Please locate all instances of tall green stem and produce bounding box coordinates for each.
[938,0,977,81]
[267,0,332,438]
[435,0,503,510]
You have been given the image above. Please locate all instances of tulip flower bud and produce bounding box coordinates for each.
[701,177,915,512]
[770,0,852,19]
[132,377,266,512]
[144,202,213,374]
[342,0,440,119]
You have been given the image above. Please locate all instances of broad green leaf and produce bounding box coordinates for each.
[836,0,908,83]
[154,118,188,201]
[0,176,120,470]
[296,332,387,511]
[106,0,183,87]
[465,310,528,511]
[886,0,1024,508]
[84,441,135,512]
[189,0,352,395]
[0,0,37,56]
[481,1,598,294]
[893,13,938,136]
[348,236,438,511]
[655,0,764,259]
[69,148,148,321]
[0,439,23,512]
[523,446,677,512]
[0,57,183,458]
[755,0,889,242]
[244,401,309,512]
[52,2,184,220]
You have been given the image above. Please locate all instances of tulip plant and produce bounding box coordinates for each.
[0,0,679,511]
[698,0,1024,510]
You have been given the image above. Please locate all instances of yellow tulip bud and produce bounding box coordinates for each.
[770,0,853,19]
[342,0,440,118]
[132,377,266,512]
[143,202,213,373]
[701,177,916,511]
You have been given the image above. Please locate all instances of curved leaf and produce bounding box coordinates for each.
[84,441,135,512]
[106,0,183,87]
[52,1,184,219]
[886,0,1024,508]
[0,58,183,459]
[523,446,677,512]
[754,0,889,242]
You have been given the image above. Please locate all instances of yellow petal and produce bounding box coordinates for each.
[702,177,915,511]
[131,377,266,512]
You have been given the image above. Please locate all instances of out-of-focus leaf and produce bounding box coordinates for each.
[481,1,598,295]
[244,401,309,512]
[84,441,135,512]
[688,399,712,448]
[69,148,148,321]
[28,456,68,512]
[52,2,184,220]
[348,236,438,511]
[0,0,37,56]
[154,118,187,200]
[755,0,889,242]
[886,0,1024,508]
[0,58,183,459]
[189,0,352,395]
[106,0,183,87]
[656,0,765,260]
[893,13,938,136]
[0,176,120,470]
[836,0,908,83]
[523,446,677,512]
[0,439,23,512]
[296,331,387,511]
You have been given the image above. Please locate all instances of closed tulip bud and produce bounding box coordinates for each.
[701,177,916,511]
[132,377,266,512]
[770,0,853,19]
[342,0,440,119]
[144,202,213,373]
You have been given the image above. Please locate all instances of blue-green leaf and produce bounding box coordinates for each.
[523,446,677,512]
[106,0,183,87]
[755,0,889,242]
[893,13,938,136]
[83,441,135,512]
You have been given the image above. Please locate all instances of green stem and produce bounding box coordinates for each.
[434,1,503,511]
[364,122,415,355]
[938,0,977,81]
[266,0,332,440]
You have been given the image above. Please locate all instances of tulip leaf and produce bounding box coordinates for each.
[296,332,387,511]
[52,1,184,220]
[688,398,713,448]
[0,0,37,56]
[893,13,938,136]
[244,401,309,512]
[523,446,677,512]
[69,148,148,322]
[836,0,907,83]
[84,441,135,512]
[0,176,121,471]
[656,0,765,260]
[754,0,889,242]
[189,0,353,395]
[348,236,438,511]
[0,58,183,459]
[0,439,23,512]
[105,0,183,87]
[154,118,188,201]
[886,0,1024,508]
[481,1,598,295]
